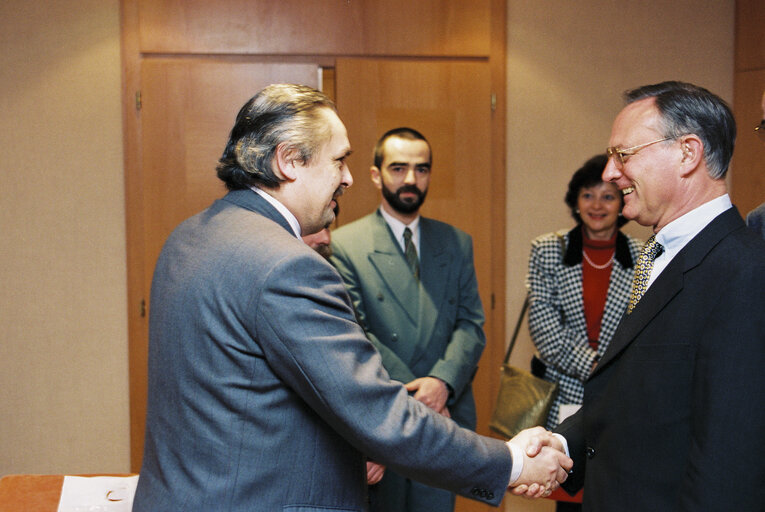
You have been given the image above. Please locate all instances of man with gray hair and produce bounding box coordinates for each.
[133,83,571,511]
[535,81,765,510]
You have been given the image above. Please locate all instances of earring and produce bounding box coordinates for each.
[575,208,580,214]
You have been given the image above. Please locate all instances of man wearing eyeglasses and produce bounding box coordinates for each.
[745,90,765,239]
[514,82,765,510]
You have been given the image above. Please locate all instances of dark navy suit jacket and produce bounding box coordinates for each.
[558,207,765,511]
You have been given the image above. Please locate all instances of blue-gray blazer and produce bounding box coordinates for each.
[133,190,512,511]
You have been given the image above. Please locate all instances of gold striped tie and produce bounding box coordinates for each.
[627,235,663,314]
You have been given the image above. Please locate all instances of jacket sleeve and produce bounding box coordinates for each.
[428,235,486,402]
[254,250,513,505]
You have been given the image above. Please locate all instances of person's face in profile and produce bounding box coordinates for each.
[302,227,332,259]
[292,109,352,235]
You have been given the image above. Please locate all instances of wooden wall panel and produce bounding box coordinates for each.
[731,69,765,215]
[735,0,765,71]
[733,0,765,217]
[137,0,490,56]
[336,59,498,512]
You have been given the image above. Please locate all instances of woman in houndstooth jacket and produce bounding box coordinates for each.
[526,155,642,511]
[526,154,643,430]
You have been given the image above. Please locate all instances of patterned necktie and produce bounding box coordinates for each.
[403,227,420,280]
[627,234,664,314]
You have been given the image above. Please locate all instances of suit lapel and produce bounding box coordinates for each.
[593,207,744,375]
[367,212,420,324]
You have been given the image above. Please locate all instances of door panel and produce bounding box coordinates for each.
[335,58,498,512]
[130,60,318,468]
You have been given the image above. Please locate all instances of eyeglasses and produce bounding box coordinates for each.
[606,137,673,169]
[756,120,765,143]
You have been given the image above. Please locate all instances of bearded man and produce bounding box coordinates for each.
[331,127,487,512]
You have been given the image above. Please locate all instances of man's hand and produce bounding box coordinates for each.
[366,461,386,485]
[507,427,572,498]
[405,377,449,415]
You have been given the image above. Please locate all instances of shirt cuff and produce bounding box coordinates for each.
[505,441,523,486]
[553,433,570,457]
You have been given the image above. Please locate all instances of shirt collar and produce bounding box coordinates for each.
[647,194,732,287]
[655,194,732,253]
[251,186,302,238]
[379,206,420,253]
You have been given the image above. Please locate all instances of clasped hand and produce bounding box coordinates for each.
[507,426,573,499]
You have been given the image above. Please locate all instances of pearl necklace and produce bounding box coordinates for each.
[582,249,614,270]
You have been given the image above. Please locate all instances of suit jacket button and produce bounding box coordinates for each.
[586,446,596,459]
[487,491,494,500]
[391,333,398,342]
[377,292,384,301]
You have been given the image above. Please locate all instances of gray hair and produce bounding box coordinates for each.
[216,84,336,190]
[624,81,736,179]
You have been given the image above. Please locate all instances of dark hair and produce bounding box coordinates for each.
[565,154,628,228]
[624,81,736,179]
[216,84,337,190]
[372,127,431,169]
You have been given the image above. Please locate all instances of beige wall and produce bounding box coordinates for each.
[0,0,733,494]
[0,0,129,474]
[504,1,733,510]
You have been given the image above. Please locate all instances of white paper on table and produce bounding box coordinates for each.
[57,475,139,512]
[558,404,582,425]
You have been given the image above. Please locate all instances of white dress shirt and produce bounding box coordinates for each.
[251,186,302,238]
[379,207,421,258]
[648,194,732,288]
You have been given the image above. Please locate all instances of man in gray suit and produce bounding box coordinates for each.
[133,84,571,511]
[330,127,485,512]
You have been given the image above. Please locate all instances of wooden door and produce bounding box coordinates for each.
[334,58,500,512]
[129,60,319,468]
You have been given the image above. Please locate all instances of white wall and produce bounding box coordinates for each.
[504,1,733,510]
[0,0,129,474]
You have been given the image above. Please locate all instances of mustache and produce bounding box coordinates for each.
[396,184,423,197]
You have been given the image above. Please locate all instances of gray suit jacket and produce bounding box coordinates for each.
[330,210,485,430]
[133,190,512,511]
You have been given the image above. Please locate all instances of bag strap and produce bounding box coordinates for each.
[503,294,529,364]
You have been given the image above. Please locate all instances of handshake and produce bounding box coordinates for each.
[505,426,573,498]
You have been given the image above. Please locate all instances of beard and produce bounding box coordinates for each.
[313,243,333,259]
[381,183,427,215]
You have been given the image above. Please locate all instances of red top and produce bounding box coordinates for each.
[581,229,617,348]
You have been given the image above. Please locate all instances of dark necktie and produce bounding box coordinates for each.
[403,227,419,280]
[627,234,664,314]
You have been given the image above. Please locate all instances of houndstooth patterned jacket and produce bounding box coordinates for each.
[525,226,642,429]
